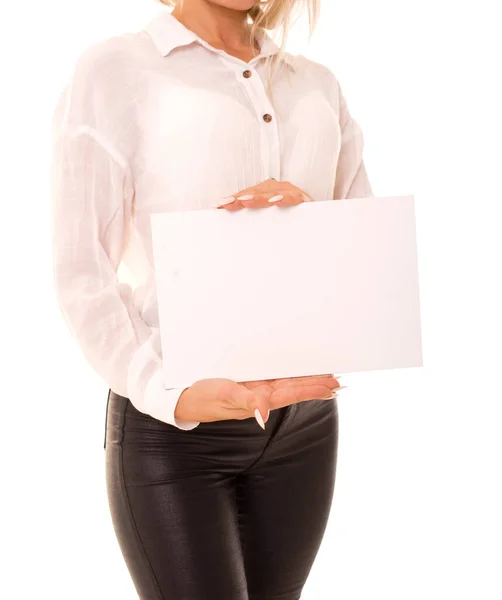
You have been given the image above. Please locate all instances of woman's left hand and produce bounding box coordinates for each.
[216,178,314,211]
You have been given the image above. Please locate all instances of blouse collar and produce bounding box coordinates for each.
[143,9,296,71]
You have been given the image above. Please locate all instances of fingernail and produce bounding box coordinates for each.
[254,408,266,430]
[332,375,344,379]
[216,196,236,207]
[236,194,254,201]
[268,194,284,203]
[324,393,339,400]
[302,193,314,202]
[331,385,348,392]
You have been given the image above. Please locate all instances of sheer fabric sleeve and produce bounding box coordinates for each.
[50,45,200,430]
[333,79,374,200]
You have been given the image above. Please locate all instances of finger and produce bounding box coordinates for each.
[241,380,270,389]
[265,190,313,207]
[247,375,339,386]
[250,190,305,208]
[216,189,313,210]
[280,384,337,402]
[227,190,281,209]
[215,185,259,209]
[226,381,256,410]
[269,384,336,409]
[228,383,271,426]
[216,178,290,210]
[275,374,334,382]
[251,385,272,425]
[273,375,339,389]
[231,188,298,209]
[216,197,245,211]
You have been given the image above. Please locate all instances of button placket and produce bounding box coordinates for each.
[239,66,281,181]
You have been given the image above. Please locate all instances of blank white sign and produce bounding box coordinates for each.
[150,196,423,389]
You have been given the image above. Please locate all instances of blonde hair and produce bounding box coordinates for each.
[155,0,320,111]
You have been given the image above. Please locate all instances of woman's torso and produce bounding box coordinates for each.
[57,10,345,330]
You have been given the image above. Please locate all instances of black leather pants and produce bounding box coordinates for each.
[104,389,339,600]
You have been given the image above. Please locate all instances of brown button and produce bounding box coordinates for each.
[243,69,252,78]
[263,113,272,123]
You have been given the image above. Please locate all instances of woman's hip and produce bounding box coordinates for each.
[104,388,337,473]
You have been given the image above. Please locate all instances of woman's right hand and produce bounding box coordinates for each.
[174,374,341,428]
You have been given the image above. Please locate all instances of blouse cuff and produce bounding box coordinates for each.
[143,369,201,431]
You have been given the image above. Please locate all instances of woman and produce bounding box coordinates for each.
[50,0,372,598]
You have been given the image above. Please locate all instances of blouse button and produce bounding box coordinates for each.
[263,113,272,123]
[243,69,252,78]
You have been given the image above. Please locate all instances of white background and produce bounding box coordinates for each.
[2,0,501,598]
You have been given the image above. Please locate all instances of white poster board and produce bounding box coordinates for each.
[150,195,423,389]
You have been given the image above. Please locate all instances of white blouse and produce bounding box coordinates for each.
[50,7,373,431]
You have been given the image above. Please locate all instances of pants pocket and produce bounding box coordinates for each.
[104,388,111,450]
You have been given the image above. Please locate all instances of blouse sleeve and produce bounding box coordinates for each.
[50,45,200,431]
[333,79,374,200]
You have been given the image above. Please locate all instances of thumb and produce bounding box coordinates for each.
[249,389,271,431]
[232,385,270,430]
[253,404,270,430]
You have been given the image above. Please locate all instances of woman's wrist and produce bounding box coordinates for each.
[174,386,195,421]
